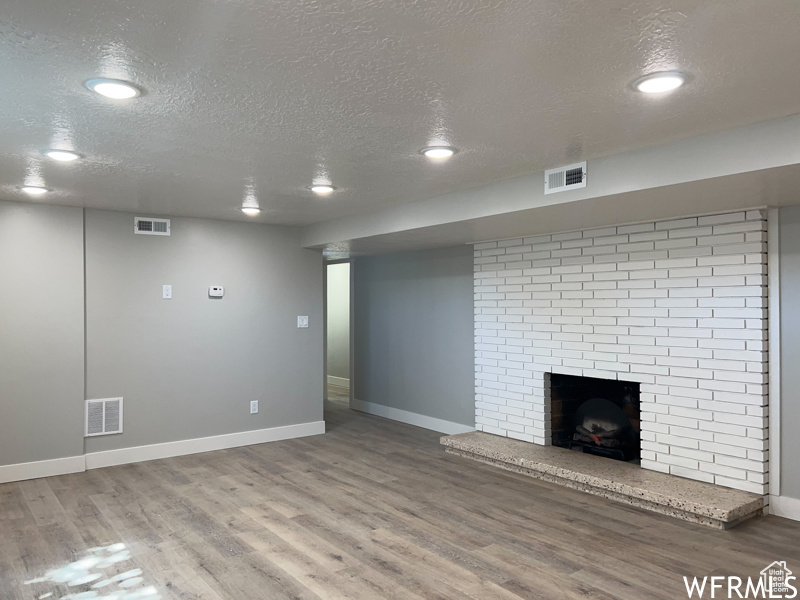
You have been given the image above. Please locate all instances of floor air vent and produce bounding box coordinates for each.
[86,398,123,437]
[134,217,170,236]
[544,161,587,194]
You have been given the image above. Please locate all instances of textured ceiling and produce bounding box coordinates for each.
[2,0,800,225]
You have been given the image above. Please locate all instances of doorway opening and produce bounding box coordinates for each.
[325,261,351,405]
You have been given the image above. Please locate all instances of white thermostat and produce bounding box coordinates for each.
[209,286,224,298]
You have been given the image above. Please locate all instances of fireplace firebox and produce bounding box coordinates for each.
[548,373,640,462]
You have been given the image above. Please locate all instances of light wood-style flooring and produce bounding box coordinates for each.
[1,385,798,599]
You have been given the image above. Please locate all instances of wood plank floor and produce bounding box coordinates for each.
[1,386,799,599]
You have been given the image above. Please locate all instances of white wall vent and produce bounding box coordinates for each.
[544,161,587,194]
[85,398,123,437]
[134,217,170,236]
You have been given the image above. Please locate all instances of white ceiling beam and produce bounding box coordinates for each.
[301,113,800,252]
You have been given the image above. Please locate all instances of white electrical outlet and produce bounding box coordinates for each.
[250,400,259,414]
[162,285,172,299]
[297,316,309,328]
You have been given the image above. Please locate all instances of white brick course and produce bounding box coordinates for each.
[473,210,769,494]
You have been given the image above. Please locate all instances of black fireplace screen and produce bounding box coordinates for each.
[549,373,640,461]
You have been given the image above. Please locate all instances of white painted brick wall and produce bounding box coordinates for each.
[473,210,769,494]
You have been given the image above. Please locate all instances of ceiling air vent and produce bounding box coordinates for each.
[134,217,171,236]
[544,161,587,194]
[85,398,123,437]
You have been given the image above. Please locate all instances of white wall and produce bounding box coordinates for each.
[0,201,85,467]
[474,211,768,494]
[326,263,350,383]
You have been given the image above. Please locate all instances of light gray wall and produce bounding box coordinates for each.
[780,205,800,499]
[326,263,350,381]
[85,209,323,453]
[353,245,474,426]
[0,201,85,465]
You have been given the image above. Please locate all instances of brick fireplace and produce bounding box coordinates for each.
[473,210,768,494]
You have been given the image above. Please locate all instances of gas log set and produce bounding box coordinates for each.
[549,374,641,462]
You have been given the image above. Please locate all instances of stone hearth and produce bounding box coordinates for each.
[441,431,763,529]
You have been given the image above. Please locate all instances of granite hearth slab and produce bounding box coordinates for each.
[441,431,763,529]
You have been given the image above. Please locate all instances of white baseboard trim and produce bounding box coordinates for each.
[327,375,350,388]
[0,455,85,485]
[351,399,475,435]
[85,421,326,470]
[770,495,800,521]
[0,422,326,484]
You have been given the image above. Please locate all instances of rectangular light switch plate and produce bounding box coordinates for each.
[297,316,309,328]
[162,285,172,299]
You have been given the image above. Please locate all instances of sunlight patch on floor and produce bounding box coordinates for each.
[24,543,161,600]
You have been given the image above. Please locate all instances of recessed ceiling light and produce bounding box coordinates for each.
[85,78,142,99]
[633,71,687,94]
[241,206,261,216]
[21,186,49,196]
[421,146,457,160]
[311,185,335,196]
[43,149,81,162]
